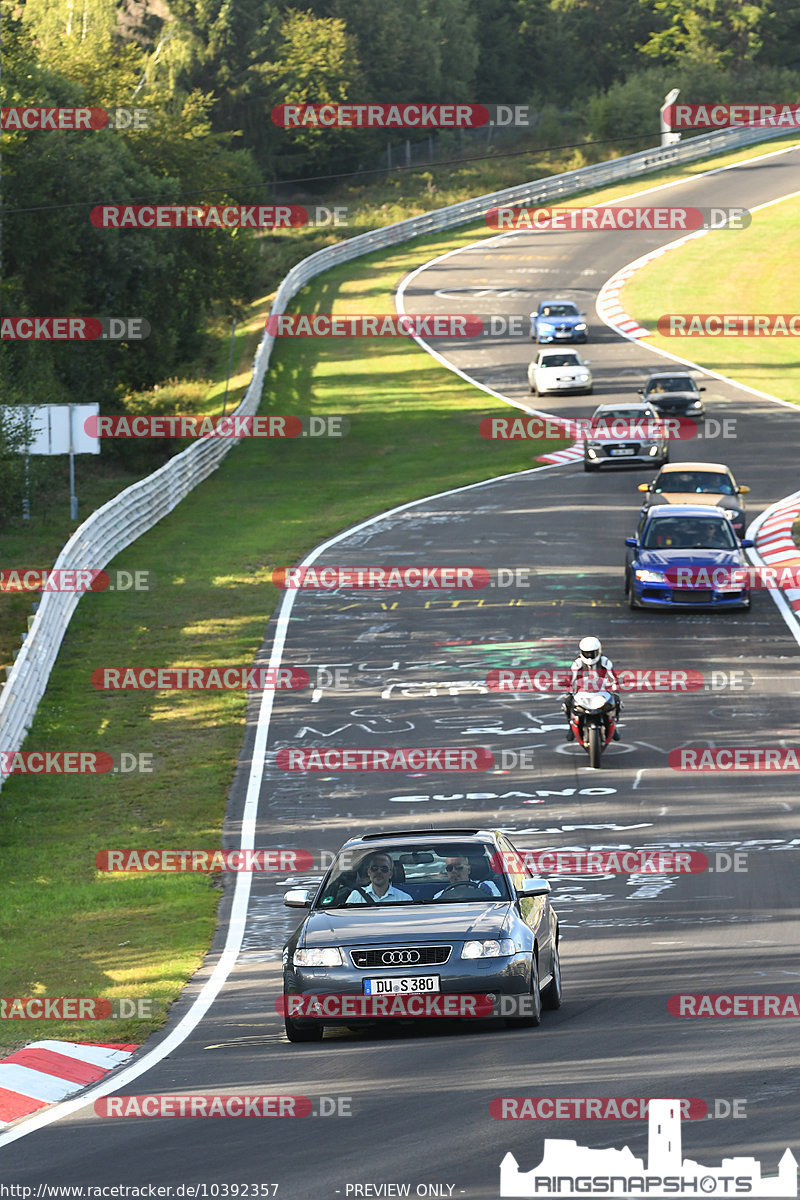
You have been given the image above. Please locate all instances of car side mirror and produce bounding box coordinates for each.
[625,537,638,547]
[738,485,750,494]
[698,385,706,391]
[637,388,645,395]
[284,888,314,908]
[740,538,754,548]
[517,877,551,897]
[637,483,649,492]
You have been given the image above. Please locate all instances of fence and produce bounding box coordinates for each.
[0,119,790,770]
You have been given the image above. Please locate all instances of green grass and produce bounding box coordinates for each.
[1,131,799,1056]
[622,190,800,402]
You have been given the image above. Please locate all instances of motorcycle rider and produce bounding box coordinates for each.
[561,635,621,741]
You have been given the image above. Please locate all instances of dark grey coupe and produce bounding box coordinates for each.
[281,828,562,1041]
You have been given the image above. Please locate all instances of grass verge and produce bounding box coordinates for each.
[621,189,800,402]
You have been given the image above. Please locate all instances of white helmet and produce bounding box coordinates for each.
[578,635,602,666]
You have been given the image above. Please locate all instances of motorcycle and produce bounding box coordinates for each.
[568,688,618,768]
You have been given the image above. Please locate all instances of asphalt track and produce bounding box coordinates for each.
[3,144,800,1199]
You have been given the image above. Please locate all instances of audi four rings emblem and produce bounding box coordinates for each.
[381,950,420,965]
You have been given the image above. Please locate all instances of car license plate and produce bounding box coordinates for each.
[363,975,441,995]
[610,448,635,456]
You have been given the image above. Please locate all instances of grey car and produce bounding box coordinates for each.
[584,402,669,472]
[281,828,562,1040]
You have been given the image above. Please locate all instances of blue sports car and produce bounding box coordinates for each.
[530,299,588,343]
[624,504,753,611]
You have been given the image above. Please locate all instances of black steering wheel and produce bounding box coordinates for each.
[438,883,488,898]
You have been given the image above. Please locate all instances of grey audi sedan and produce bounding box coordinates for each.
[281,828,562,1041]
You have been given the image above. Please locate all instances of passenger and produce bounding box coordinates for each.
[346,852,412,904]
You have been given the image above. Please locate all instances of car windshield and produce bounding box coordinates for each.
[540,304,578,317]
[593,408,652,424]
[541,354,580,367]
[646,377,697,394]
[654,471,734,495]
[642,517,737,550]
[314,843,511,908]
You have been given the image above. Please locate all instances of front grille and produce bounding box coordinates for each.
[350,946,452,969]
[672,589,713,603]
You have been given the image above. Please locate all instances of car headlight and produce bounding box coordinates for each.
[574,322,587,331]
[293,947,344,967]
[648,445,660,455]
[461,939,516,959]
[690,399,703,409]
[576,372,589,381]
[634,569,665,583]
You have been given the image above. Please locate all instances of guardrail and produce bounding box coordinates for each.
[0,120,791,770]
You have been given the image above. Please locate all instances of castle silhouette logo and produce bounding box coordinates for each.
[500,1099,797,1197]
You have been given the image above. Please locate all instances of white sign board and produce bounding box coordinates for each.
[0,403,100,455]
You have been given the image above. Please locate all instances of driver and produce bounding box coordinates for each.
[433,856,502,897]
[561,635,621,741]
[346,852,412,904]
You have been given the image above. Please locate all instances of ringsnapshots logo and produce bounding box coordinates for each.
[498,1099,797,1198]
[1,317,149,340]
[664,102,800,129]
[485,206,750,232]
[84,414,348,439]
[658,314,800,336]
[89,205,347,229]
